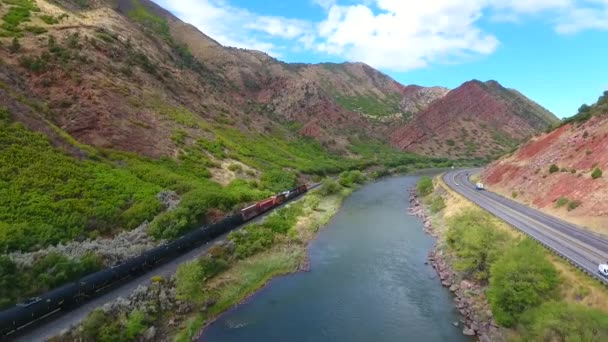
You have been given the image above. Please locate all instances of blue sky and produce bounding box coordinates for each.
[155,0,608,118]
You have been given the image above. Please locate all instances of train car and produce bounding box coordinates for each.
[78,269,116,295]
[241,203,260,221]
[258,198,275,212]
[274,192,288,205]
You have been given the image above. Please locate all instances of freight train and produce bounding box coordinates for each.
[0,184,309,336]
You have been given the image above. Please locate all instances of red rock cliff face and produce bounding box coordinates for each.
[390,80,557,159]
[481,114,608,236]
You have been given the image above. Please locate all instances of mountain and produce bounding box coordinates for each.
[390,80,559,159]
[0,0,553,162]
[481,91,608,235]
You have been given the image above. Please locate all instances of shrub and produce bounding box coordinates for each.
[416,176,433,197]
[549,164,559,173]
[488,239,560,327]
[511,191,518,198]
[229,225,275,259]
[9,37,21,53]
[519,302,608,341]
[555,197,569,208]
[446,210,512,281]
[429,196,445,213]
[446,139,456,146]
[339,170,365,187]
[567,200,581,211]
[198,256,228,280]
[261,169,296,192]
[125,310,148,339]
[175,261,204,301]
[40,14,59,25]
[319,179,341,196]
[591,167,602,179]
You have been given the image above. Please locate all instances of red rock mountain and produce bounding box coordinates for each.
[390,80,558,159]
[481,91,608,235]
[0,0,554,159]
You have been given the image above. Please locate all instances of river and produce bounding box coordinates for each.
[200,175,469,342]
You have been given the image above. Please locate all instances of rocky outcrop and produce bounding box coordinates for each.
[410,188,503,341]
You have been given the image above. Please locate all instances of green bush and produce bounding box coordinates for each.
[229,225,275,259]
[488,239,560,327]
[39,14,59,25]
[338,170,365,187]
[519,302,608,341]
[429,196,445,213]
[416,176,433,197]
[261,169,296,192]
[549,164,559,173]
[591,167,602,179]
[319,179,341,196]
[175,260,205,301]
[556,197,569,208]
[511,191,518,198]
[446,210,512,281]
[198,256,228,280]
[125,310,148,339]
[567,200,581,211]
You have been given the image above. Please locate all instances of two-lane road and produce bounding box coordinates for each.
[443,169,608,284]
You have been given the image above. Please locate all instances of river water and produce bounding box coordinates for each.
[200,175,468,342]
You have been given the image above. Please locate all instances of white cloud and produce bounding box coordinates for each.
[157,0,608,71]
[156,0,311,56]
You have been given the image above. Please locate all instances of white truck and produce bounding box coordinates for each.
[475,182,485,190]
[599,263,608,278]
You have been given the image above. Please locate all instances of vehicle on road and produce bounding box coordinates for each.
[475,182,485,190]
[599,263,608,278]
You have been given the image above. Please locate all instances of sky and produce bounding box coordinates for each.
[154,0,608,118]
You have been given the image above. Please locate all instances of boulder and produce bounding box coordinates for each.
[143,326,157,340]
[463,328,476,336]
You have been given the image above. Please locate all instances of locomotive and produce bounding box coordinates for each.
[0,184,309,336]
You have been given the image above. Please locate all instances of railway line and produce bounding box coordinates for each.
[443,169,608,284]
[2,183,319,340]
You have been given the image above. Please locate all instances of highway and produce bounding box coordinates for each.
[443,169,608,285]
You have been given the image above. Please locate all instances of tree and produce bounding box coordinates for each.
[417,176,433,197]
[578,104,591,113]
[446,210,511,281]
[488,239,560,327]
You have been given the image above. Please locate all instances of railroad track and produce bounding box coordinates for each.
[443,169,608,284]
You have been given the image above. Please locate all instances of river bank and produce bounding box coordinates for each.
[412,174,608,342]
[48,180,353,342]
[409,187,502,341]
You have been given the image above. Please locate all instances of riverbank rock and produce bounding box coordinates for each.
[463,327,476,336]
[143,326,157,340]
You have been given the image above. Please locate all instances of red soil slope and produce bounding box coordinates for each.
[481,115,608,235]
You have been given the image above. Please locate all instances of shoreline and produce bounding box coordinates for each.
[408,187,501,341]
[191,187,351,341]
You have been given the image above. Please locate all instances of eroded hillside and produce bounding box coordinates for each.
[482,91,608,235]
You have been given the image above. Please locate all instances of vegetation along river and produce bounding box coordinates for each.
[200,175,469,341]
